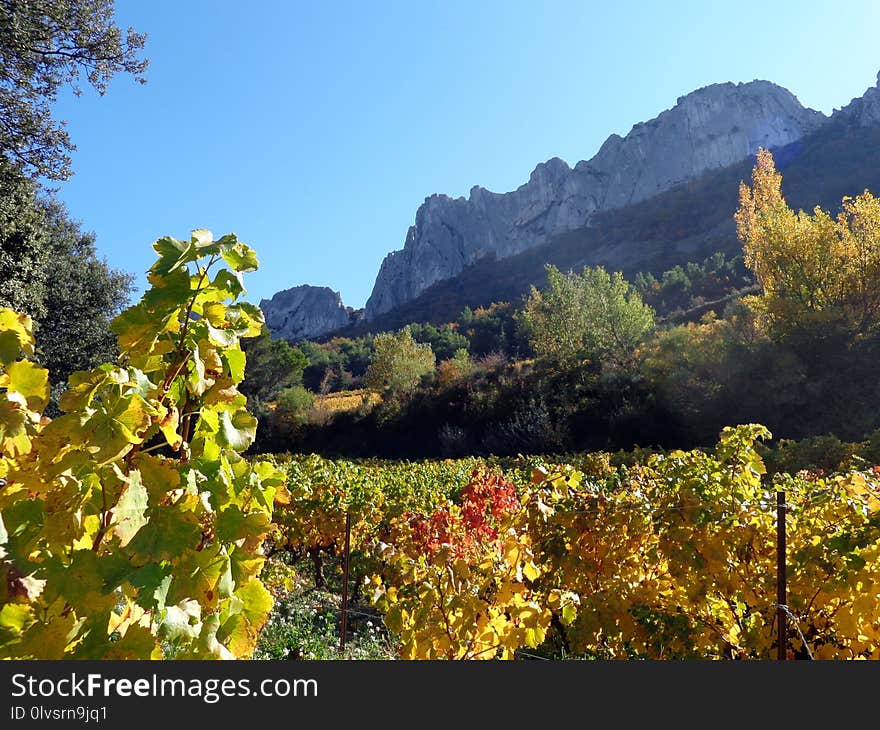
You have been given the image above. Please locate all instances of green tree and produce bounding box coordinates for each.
[519,264,655,370]
[409,321,469,361]
[365,326,436,395]
[274,385,315,434]
[0,158,48,317]
[0,176,132,391]
[297,339,333,391]
[240,330,308,404]
[0,0,148,179]
[333,336,374,378]
[36,198,133,386]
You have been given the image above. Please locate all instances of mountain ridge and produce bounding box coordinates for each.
[363,78,823,321]
[266,72,880,341]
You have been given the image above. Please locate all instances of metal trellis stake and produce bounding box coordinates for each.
[777,490,787,660]
[340,511,352,657]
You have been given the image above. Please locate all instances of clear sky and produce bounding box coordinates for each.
[50,0,880,310]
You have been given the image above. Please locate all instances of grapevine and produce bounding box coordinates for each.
[0,230,285,659]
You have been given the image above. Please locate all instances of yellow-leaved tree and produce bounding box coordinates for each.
[735,148,880,340]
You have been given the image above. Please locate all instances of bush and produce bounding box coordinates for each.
[276,385,316,431]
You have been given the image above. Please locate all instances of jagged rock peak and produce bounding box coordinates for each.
[260,285,356,342]
[364,78,825,321]
[832,69,880,126]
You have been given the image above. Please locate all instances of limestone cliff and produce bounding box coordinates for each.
[833,70,880,127]
[364,80,824,319]
[260,285,359,341]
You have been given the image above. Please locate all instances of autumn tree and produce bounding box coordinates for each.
[365,326,435,396]
[437,347,473,389]
[0,0,148,179]
[519,264,654,370]
[735,148,880,340]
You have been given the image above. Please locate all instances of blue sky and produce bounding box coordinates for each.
[51,0,880,310]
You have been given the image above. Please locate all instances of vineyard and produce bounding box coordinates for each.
[3,231,880,661]
[263,438,880,660]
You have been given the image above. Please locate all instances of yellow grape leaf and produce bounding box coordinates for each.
[0,308,34,365]
[4,360,49,412]
[102,624,157,659]
[0,603,35,642]
[203,302,227,327]
[17,613,77,659]
[158,405,182,450]
[220,578,273,657]
[522,560,540,581]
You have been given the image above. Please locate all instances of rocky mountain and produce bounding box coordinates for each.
[265,71,880,341]
[337,116,880,336]
[259,285,362,341]
[833,70,880,127]
[363,80,824,320]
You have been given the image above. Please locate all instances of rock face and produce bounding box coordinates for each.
[833,70,880,126]
[364,80,825,320]
[260,285,356,341]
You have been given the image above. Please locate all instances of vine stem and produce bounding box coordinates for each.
[91,481,110,552]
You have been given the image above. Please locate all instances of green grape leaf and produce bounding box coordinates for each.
[127,506,201,562]
[81,394,155,464]
[217,409,257,452]
[167,545,229,610]
[141,268,193,313]
[216,504,271,543]
[126,368,157,400]
[17,613,76,659]
[227,302,264,337]
[111,304,172,353]
[222,348,246,383]
[132,453,182,501]
[211,269,244,300]
[0,604,35,644]
[111,469,150,547]
[127,563,174,611]
[151,236,197,275]
[193,613,234,660]
[0,399,28,450]
[191,229,214,247]
[229,545,264,585]
[102,624,157,660]
[41,551,106,615]
[206,323,238,347]
[59,368,109,412]
[202,302,227,327]
[220,242,259,273]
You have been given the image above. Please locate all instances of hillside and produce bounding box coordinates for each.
[330,118,880,336]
